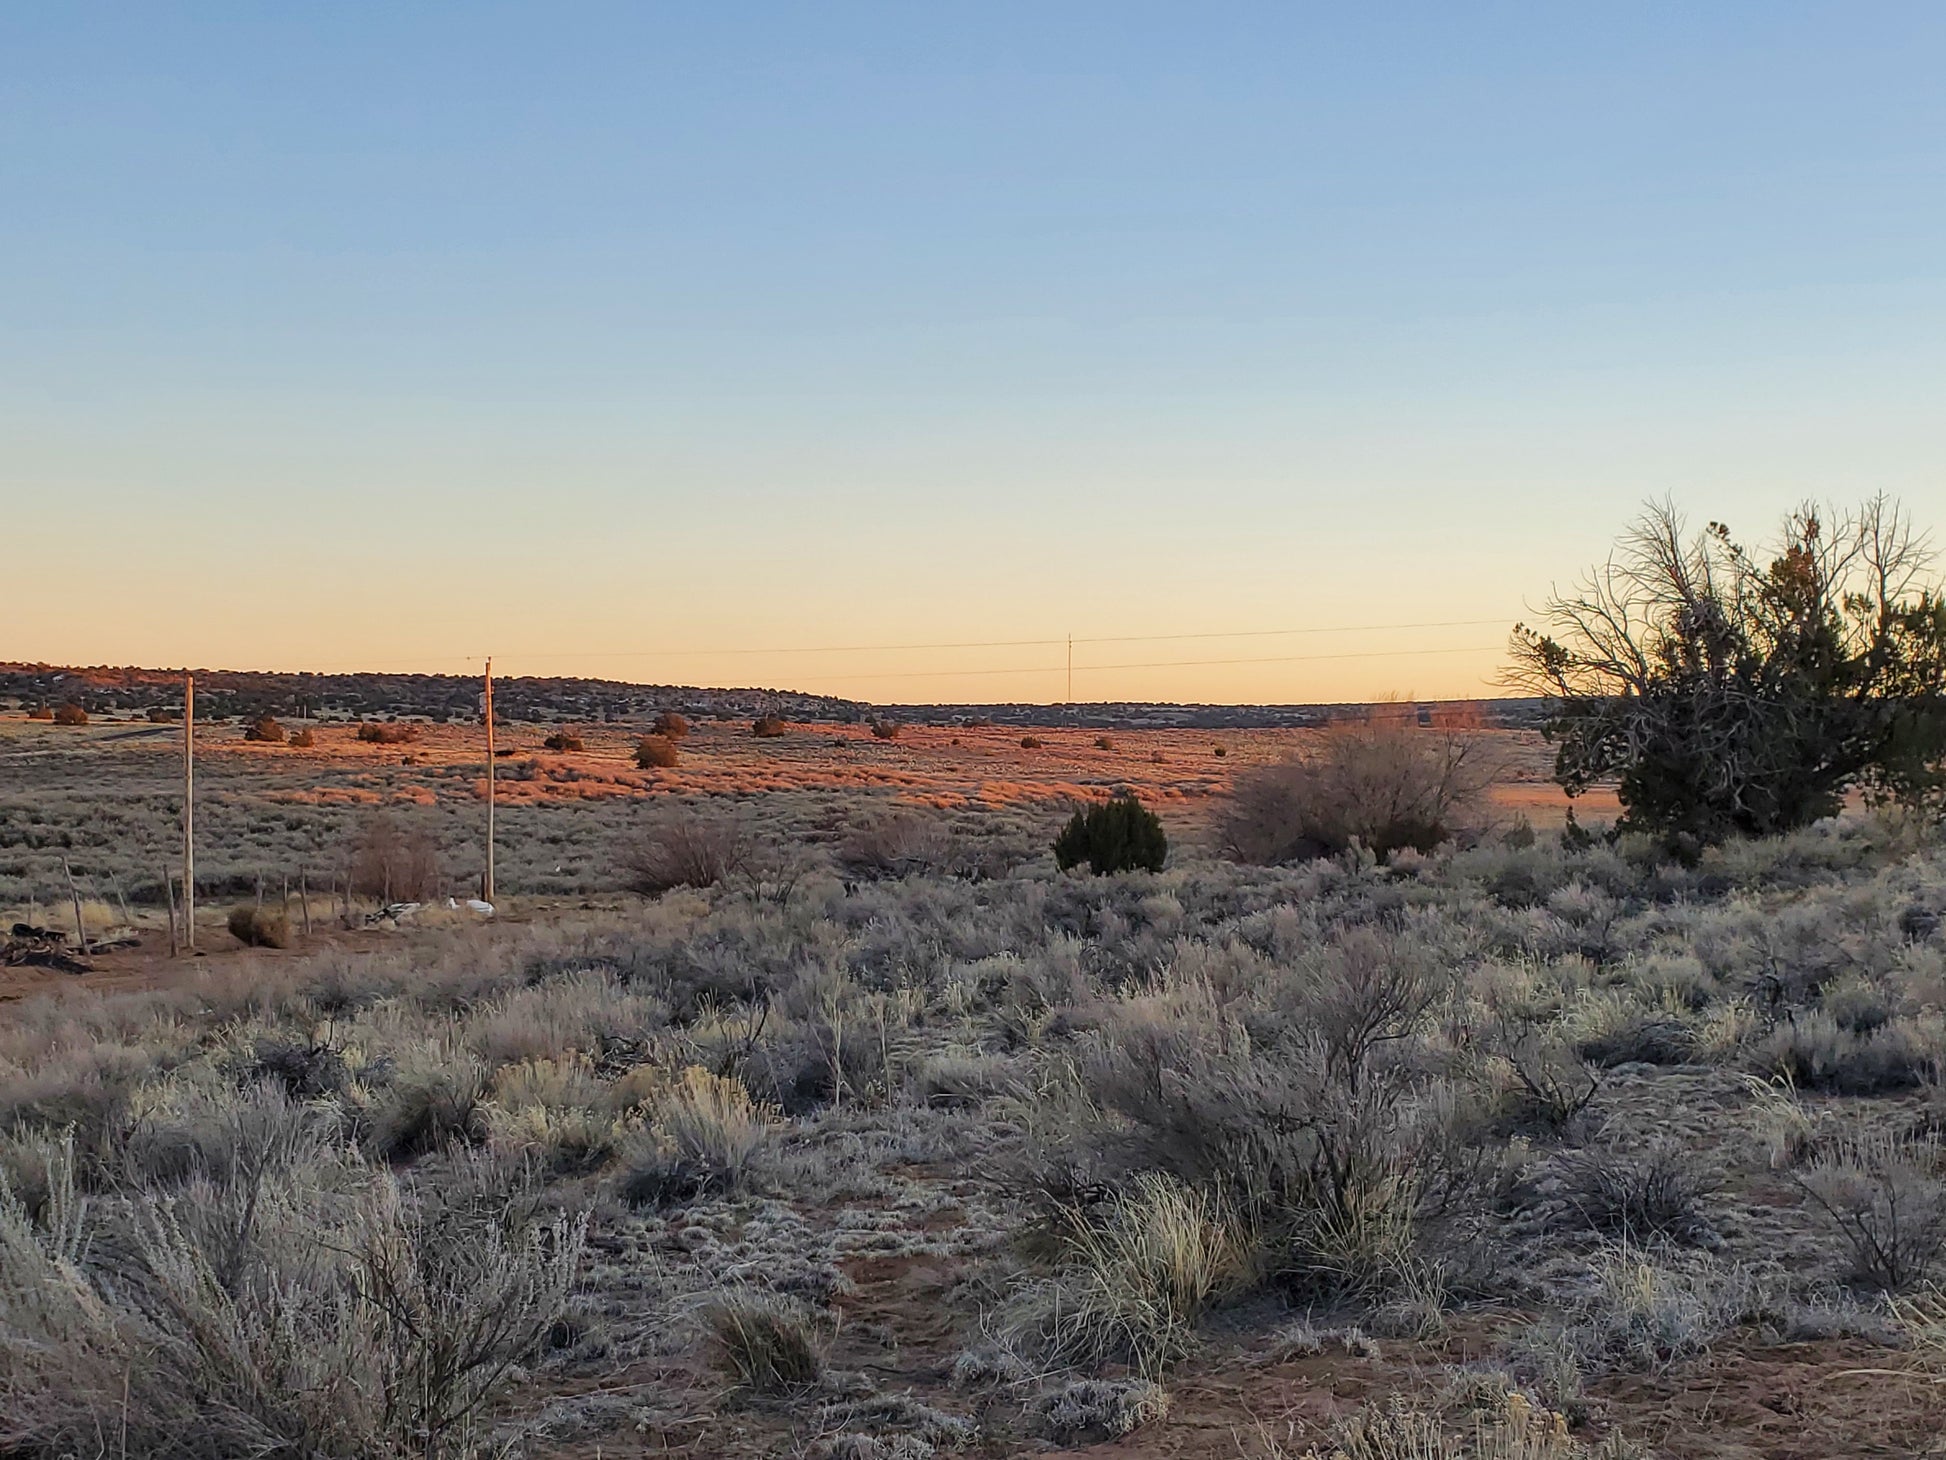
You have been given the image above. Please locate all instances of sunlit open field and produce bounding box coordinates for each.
[0,711,1597,924]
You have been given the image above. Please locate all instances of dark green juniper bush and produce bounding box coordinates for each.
[1510,496,1946,848]
[1053,792,1167,874]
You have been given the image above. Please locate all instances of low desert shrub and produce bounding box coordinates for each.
[617,1066,775,1207]
[26,703,53,720]
[1514,1251,1777,1382]
[1296,1393,1603,1460]
[1033,1378,1169,1444]
[634,734,680,769]
[1219,718,1497,863]
[1094,735,1116,751]
[243,715,286,743]
[1021,735,1044,749]
[356,720,419,744]
[626,809,750,894]
[289,725,316,748]
[1054,793,1167,874]
[868,718,901,740]
[0,1139,584,1460]
[228,904,291,948]
[52,703,87,726]
[1749,1011,1936,1095]
[366,1045,489,1160]
[652,710,691,739]
[701,1289,825,1392]
[543,729,585,752]
[1551,1142,1719,1245]
[752,715,787,738]
[1079,939,1469,1297]
[1791,1124,1946,1290]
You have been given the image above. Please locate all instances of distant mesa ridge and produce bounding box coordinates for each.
[0,662,1545,731]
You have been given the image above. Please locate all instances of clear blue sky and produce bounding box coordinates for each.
[6,4,1944,702]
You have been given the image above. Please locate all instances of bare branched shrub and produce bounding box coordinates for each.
[1792,1124,1946,1290]
[839,810,953,881]
[242,715,286,743]
[1220,718,1498,863]
[347,813,443,902]
[52,702,87,726]
[752,715,787,738]
[652,710,690,739]
[543,729,585,752]
[868,717,901,740]
[625,808,750,894]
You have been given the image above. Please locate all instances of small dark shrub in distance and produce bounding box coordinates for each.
[1021,735,1044,749]
[1094,736,1116,751]
[52,703,88,726]
[652,710,691,740]
[635,734,680,769]
[27,703,53,720]
[869,718,901,740]
[243,715,286,743]
[1054,793,1167,874]
[228,905,291,948]
[543,729,585,752]
[752,715,787,738]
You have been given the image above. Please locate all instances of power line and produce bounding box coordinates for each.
[454,616,1513,664]
[828,643,1506,682]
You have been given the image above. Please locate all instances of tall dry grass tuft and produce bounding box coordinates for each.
[1006,1171,1258,1375]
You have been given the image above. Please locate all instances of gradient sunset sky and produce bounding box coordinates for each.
[6,4,1945,704]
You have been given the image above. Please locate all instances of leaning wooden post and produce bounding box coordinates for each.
[161,867,178,957]
[61,855,88,956]
[299,870,312,936]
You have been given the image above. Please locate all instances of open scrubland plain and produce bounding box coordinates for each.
[0,712,1939,1460]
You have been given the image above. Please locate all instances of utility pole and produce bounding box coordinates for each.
[483,658,495,901]
[1066,635,1073,706]
[182,671,195,951]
